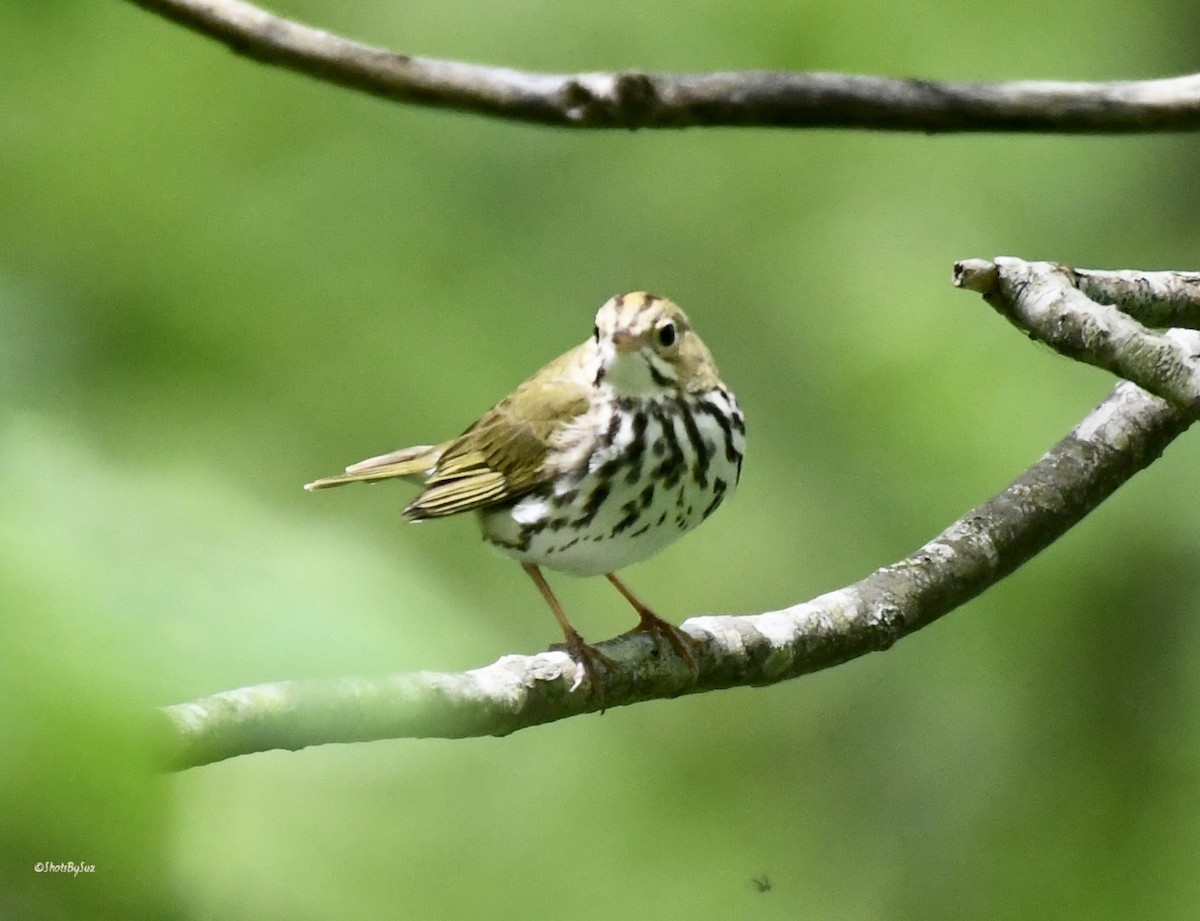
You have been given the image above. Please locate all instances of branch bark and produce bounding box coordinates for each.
[1071,267,1200,328]
[161,313,1197,770]
[126,0,1200,132]
[956,258,1200,416]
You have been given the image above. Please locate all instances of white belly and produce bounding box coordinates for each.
[479,391,743,577]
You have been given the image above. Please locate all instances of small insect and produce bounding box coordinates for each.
[751,874,772,893]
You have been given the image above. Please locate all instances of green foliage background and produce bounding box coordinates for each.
[4,1,1200,918]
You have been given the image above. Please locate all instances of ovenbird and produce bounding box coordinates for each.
[305,292,745,701]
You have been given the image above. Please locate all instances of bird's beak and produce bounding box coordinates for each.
[612,329,639,352]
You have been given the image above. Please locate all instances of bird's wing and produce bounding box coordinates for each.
[404,344,592,519]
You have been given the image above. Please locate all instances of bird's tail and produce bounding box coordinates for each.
[304,444,442,490]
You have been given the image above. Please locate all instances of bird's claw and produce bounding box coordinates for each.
[550,632,618,709]
[621,611,702,677]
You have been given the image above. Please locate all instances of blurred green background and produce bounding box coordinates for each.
[4,0,1200,918]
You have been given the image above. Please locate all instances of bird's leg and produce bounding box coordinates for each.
[605,572,700,676]
[521,563,617,707]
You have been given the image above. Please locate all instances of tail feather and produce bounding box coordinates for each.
[304,444,440,491]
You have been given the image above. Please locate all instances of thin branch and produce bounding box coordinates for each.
[126,0,1200,132]
[1073,268,1200,328]
[956,258,1200,416]
[160,361,1194,770]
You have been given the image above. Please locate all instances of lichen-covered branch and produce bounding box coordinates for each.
[956,258,1200,416]
[125,0,1200,132]
[160,362,1194,770]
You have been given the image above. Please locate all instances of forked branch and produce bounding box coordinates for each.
[126,0,1200,132]
[956,258,1200,412]
[160,261,1200,769]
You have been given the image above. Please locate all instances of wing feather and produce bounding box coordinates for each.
[404,343,592,519]
[306,341,594,516]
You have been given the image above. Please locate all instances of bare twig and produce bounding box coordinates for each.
[125,0,1200,132]
[160,361,1194,770]
[956,258,1200,415]
[1073,268,1200,328]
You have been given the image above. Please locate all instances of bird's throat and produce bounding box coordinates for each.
[602,349,673,398]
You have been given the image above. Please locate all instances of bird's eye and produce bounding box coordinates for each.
[593,324,600,342]
[657,322,677,348]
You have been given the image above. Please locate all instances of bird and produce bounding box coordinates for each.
[305,292,744,705]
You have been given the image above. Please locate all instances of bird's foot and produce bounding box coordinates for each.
[549,629,619,711]
[620,609,701,677]
[604,573,701,677]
